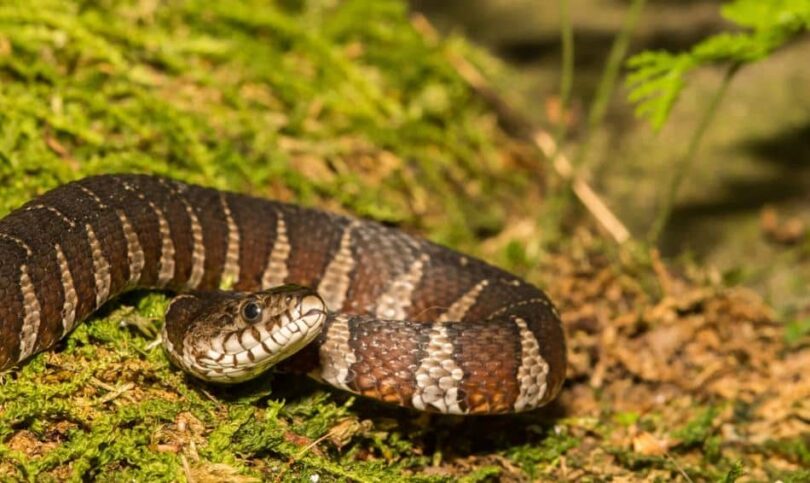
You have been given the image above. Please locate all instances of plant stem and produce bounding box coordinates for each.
[572,0,647,170]
[648,63,741,243]
[553,0,575,152]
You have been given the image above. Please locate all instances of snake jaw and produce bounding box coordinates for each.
[164,286,328,383]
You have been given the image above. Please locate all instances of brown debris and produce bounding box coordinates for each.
[540,230,810,479]
[761,206,807,245]
[631,431,672,457]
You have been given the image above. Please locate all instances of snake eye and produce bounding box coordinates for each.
[241,301,262,322]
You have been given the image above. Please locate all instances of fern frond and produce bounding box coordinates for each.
[625,52,692,130]
[626,0,810,130]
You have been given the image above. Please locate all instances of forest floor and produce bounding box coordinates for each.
[0,0,808,481]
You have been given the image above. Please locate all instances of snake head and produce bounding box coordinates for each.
[162,285,327,383]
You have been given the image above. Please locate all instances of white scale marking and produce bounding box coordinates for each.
[512,317,550,412]
[55,244,78,334]
[220,194,240,287]
[185,199,206,289]
[77,184,107,208]
[411,324,465,414]
[0,233,32,256]
[148,201,176,287]
[438,279,489,323]
[25,204,75,227]
[485,297,549,321]
[85,223,111,307]
[261,211,290,288]
[18,265,42,361]
[374,254,429,320]
[117,210,145,286]
[157,178,206,289]
[317,223,356,311]
[318,315,357,391]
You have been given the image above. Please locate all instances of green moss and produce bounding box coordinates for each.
[672,406,719,449]
[764,437,810,467]
[504,426,579,479]
[721,461,744,483]
[769,469,810,483]
[0,0,533,251]
[783,316,810,346]
[0,0,557,480]
[612,411,640,428]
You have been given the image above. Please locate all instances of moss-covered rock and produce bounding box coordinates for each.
[0,1,550,480]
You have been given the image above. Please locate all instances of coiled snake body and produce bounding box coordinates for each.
[0,175,565,415]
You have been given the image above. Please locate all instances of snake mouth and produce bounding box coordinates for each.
[167,286,328,383]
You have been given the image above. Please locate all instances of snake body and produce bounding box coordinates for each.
[0,174,565,415]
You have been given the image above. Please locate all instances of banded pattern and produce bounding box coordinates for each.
[261,212,291,289]
[0,175,566,414]
[54,244,78,334]
[412,324,465,413]
[117,210,145,287]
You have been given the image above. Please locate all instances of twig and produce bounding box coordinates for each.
[410,14,631,244]
[273,430,358,483]
[90,377,136,404]
[648,63,740,243]
[181,454,195,483]
[534,131,631,243]
[664,451,694,483]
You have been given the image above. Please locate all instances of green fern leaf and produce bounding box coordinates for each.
[626,0,810,130]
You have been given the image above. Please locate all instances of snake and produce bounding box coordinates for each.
[0,174,565,415]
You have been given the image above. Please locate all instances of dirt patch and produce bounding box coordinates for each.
[540,230,810,481]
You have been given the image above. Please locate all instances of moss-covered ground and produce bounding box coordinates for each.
[0,1,808,481]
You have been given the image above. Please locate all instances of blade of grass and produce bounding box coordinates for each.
[572,0,648,171]
[553,0,575,152]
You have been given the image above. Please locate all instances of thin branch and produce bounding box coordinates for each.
[534,131,631,243]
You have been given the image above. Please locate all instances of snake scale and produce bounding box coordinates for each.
[0,174,565,415]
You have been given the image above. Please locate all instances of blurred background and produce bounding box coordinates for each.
[413,0,810,313]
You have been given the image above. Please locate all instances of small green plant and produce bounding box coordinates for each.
[722,461,744,482]
[672,406,719,449]
[627,0,810,131]
[625,0,810,241]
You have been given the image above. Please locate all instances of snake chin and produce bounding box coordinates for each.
[163,285,328,383]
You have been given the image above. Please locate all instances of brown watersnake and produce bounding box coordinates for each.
[0,174,565,415]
